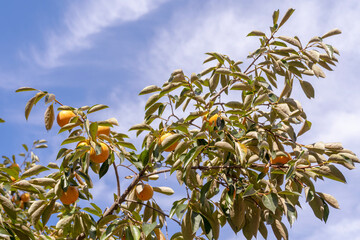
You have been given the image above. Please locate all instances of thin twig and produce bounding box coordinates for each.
[113,162,121,197]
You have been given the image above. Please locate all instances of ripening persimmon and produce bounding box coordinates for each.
[20,193,30,202]
[10,163,19,169]
[60,186,79,205]
[270,152,292,165]
[135,184,153,201]
[97,125,110,137]
[159,132,178,152]
[203,113,220,126]
[57,110,76,127]
[90,142,110,163]
[78,141,110,163]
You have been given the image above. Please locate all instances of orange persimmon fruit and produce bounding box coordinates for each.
[135,184,154,201]
[59,186,79,205]
[57,110,76,127]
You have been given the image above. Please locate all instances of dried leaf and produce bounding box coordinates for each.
[215,141,235,153]
[44,104,55,131]
[278,36,301,48]
[312,64,326,78]
[304,50,320,62]
[322,28,342,39]
[299,80,315,99]
[25,96,36,120]
[317,192,339,209]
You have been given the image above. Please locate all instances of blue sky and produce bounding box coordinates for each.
[1,0,360,239]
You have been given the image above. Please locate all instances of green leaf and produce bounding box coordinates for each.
[230,82,252,91]
[30,202,47,225]
[182,210,195,239]
[215,141,235,153]
[139,85,161,95]
[16,87,37,92]
[228,195,245,233]
[298,120,312,137]
[56,215,73,229]
[42,199,56,226]
[278,36,301,48]
[83,207,102,217]
[0,118,4,123]
[153,186,175,195]
[272,9,279,25]
[225,101,243,109]
[145,93,160,109]
[247,30,266,37]
[200,181,212,204]
[232,71,250,81]
[87,104,109,114]
[285,165,295,181]
[12,180,42,193]
[209,73,220,92]
[139,149,149,166]
[191,212,203,234]
[142,222,157,237]
[310,165,346,183]
[61,136,86,145]
[243,184,256,197]
[25,96,36,120]
[29,178,56,187]
[271,219,288,240]
[183,146,205,168]
[129,225,141,240]
[22,165,49,179]
[262,193,278,214]
[160,133,183,152]
[118,141,137,151]
[0,195,17,220]
[129,123,152,131]
[99,159,110,179]
[322,28,342,39]
[286,202,297,226]
[317,192,339,209]
[279,8,295,28]
[299,80,315,99]
[89,122,98,140]
[98,215,118,228]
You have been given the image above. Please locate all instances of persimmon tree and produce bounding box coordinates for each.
[1,8,358,240]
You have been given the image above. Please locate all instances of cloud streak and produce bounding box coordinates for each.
[31,0,167,68]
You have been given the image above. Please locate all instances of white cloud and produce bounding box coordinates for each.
[30,0,167,68]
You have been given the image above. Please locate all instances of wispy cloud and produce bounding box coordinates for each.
[30,0,167,68]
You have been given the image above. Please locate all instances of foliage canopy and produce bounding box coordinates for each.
[0,8,358,240]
